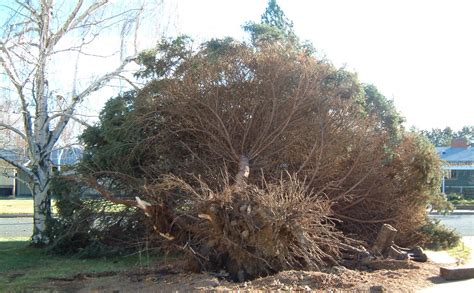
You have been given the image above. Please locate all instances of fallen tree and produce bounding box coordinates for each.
[67,0,450,280]
[74,35,445,279]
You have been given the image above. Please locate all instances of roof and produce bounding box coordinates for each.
[0,149,28,165]
[436,146,474,169]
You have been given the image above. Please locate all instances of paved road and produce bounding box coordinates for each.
[430,214,474,236]
[0,214,473,239]
[0,217,33,239]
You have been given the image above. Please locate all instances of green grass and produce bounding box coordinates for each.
[0,241,157,292]
[0,198,129,215]
[0,199,57,215]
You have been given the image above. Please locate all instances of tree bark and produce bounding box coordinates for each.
[31,160,52,245]
[32,186,51,244]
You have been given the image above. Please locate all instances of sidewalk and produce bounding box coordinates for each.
[420,237,474,292]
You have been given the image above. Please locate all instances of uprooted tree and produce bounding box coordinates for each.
[73,0,446,280]
[76,34,444,278]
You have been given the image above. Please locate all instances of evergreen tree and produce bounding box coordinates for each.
[243,0,298,45]
[420,126,473,146]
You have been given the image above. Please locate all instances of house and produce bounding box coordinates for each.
[0,147,82,197]
[436,138,474,198]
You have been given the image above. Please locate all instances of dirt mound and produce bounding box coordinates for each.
[31,259,440,292]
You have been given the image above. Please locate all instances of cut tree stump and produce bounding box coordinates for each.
[440,266,474,280]
[367,223,427,262]
[371,224,398,256]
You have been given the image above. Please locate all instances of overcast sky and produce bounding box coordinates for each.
[174,0,474,130]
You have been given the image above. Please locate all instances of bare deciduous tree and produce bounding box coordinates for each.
[0,0,160,244]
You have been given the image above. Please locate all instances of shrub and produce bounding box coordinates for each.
[47,177,153,258]
[419,218,461,250]
[78,7,445,276]
[446,193,464,202]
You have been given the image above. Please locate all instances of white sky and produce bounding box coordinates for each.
[1,0,472,132]
[174,0,474,130]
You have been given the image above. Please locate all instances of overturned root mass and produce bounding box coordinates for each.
[162,175,357,280]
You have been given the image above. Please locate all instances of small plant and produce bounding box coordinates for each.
[46,177,153,258]
[419,218,461,250]
[446,193,464,202]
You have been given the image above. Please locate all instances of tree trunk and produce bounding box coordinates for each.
[32,187,51,244]
[371,224,397,256]
[235,155,250,187]
[31,164,52,245]
[0,0,143,247]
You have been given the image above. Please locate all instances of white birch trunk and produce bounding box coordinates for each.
[31,153,52,244]
[32,184,51,244]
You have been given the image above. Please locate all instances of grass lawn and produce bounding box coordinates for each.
[0,198,128,215]
[0,199,34,215]
[0,198,58,215]
[0,241,157,292]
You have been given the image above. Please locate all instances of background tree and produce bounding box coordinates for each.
[420,126,473,146]
[244,0,305,49]
[0,0,154,244]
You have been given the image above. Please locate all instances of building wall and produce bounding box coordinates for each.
[15,170,32,197]
[0,160,32,197]
[445,169,474,198]
[0,160,15,196]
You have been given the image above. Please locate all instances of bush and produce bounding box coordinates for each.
[464,193,474,200]
[446,193,464,202]
[78,9,447,277]
[419,218,461,250]
[47,177,153,258]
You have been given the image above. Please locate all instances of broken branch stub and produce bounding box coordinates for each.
[235,155,250,187]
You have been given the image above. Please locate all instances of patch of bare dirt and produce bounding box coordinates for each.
[32,259,441,292]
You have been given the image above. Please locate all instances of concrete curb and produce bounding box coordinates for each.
[429,210,474,215]
[0,214,33,218]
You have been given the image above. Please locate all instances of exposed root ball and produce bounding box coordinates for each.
[165,175,355,280]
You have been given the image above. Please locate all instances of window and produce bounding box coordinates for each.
[449,170,458,179]
[0,187,13,196]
